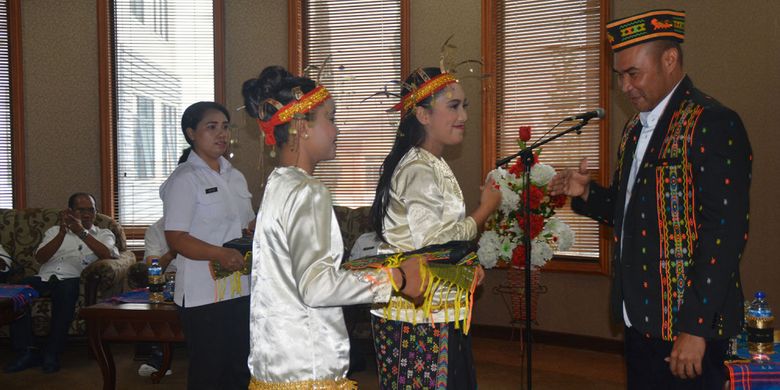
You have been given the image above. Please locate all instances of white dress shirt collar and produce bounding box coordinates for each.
[639,76,685,129]
[187,149,231,175]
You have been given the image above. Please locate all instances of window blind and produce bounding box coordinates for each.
[497,0,604,258]
[113,0,216,225]
[0,1,12,209]
[302,0,402,207]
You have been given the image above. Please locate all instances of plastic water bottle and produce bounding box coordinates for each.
[148,259,164,304]
[746,291,774,361]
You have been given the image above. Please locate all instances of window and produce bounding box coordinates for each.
[0,0,23,209]
[131,0,144,22]
[99,0,223,229]
[134,96,155,178]
[482,0,611,273]
[291,0,408,207]
[161,103,179,173]
[153,0,169,40]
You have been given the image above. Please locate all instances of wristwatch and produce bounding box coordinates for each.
[78,229,89,240]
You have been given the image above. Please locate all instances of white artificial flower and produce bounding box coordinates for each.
[542,217,575,251]
[530,239,554,267]
[489,167,526,215]
[506,217,523,237]
[544,217,563,234]
[499,184,520,215]
[504,170,523,189]
[556,222,575,251]
[530,163,556,186]
[477,230,501,269]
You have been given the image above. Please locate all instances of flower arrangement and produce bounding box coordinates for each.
[477,126,574,269]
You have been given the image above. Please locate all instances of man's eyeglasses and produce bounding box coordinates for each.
[73,207,96,215]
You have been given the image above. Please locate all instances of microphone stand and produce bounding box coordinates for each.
[496,118,590,390]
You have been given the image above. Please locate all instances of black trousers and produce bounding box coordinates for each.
[177,295,250,390]
[625,326,729,390]
[448,325,477,390]
[10,276,80,357]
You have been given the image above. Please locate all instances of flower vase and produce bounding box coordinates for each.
[507,265,541,322]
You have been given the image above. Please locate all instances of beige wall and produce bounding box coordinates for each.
[223,0,288,206]
[22,0,101,209]
[19,1,780,339]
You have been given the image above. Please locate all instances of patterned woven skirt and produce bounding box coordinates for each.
[371,316,476,390]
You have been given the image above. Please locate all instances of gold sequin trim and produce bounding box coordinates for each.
[276,86,331,123]
[249,377,357,390]
[398,73,457,113]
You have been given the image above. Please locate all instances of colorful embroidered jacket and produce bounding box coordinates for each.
[572,76,752,341]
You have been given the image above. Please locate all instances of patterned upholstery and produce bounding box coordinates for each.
[333,206,373,254]
[0,208,135,336]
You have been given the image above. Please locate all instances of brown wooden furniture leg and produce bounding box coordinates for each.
[150,342,173,384]
[88,323,116,390]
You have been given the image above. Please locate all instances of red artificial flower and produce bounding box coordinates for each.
[507,152,541,178]
[508,159,524,178]
[522,186,545,209]
[511,245,526,267]
[517,213,545,239]
[518,126,532,142]
[551,194,567,208]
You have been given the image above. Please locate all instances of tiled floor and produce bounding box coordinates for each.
[0,337,626,389]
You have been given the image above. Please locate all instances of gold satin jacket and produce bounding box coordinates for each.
[373,147,477,324]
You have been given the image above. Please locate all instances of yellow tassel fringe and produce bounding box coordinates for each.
[380,264,478,334]
[214,271,244,301]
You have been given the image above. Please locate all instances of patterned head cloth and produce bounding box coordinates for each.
[606,9,685,52]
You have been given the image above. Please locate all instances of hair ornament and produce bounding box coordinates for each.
[363,35,485,118]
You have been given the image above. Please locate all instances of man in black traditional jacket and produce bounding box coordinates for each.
[550,9,752,389]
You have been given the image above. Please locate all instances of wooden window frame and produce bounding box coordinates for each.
[5,0,25,208]
[97,0,225,240]
[481,0,612,275]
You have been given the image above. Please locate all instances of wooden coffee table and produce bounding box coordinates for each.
[80,302,184,390]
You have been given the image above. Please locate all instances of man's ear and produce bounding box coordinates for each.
[414,106,430,126]
[662,47,679,73]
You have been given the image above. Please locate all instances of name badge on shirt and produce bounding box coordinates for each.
[205,187,218,194]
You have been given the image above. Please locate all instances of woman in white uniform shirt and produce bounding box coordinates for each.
[160,101,255,390]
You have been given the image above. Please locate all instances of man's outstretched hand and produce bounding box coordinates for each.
[549,158,591,200]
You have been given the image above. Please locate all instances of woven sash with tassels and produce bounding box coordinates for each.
[341,241,480,334]
[208,235,253,301]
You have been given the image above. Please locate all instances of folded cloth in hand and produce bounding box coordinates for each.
[210,235,253,280]
[341,241,480,332]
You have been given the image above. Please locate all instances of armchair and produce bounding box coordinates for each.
[0,208,135,336]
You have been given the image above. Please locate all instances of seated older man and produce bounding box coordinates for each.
[3,192,119,374]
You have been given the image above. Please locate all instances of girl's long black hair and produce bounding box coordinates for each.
[370,67,443,242]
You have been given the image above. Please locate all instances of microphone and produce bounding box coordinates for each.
[564,108,605,121]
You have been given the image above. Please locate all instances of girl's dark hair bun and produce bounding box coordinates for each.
[242,66,294,119]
